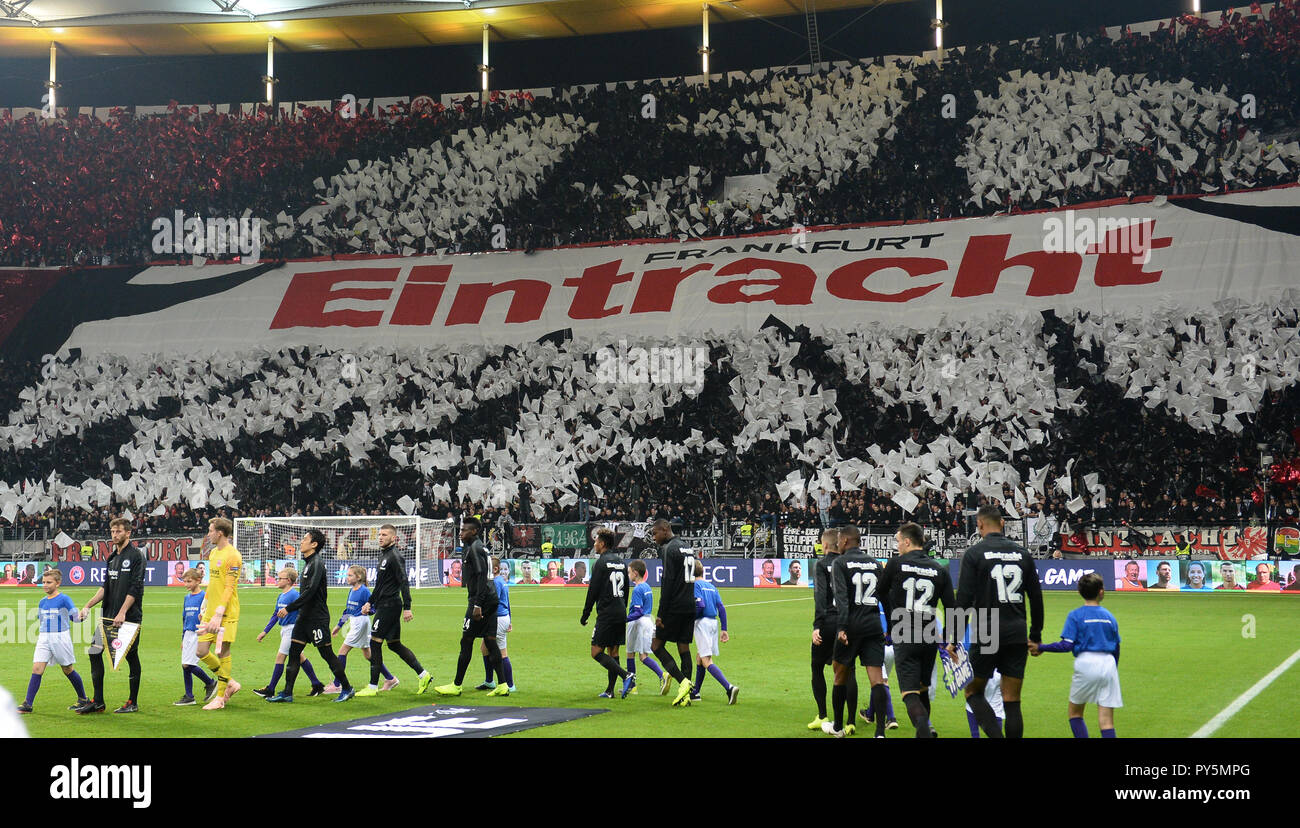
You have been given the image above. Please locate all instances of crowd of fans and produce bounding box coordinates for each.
[3,5,1300,548]
[2,298,1298,544]
[2,4,1299,265]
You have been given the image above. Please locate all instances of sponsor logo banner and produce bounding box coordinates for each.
[49,557,433,587]
[255,705,606,738]
[331,559,433,588]
[37,556,1291,591]
[54,560,170,586]
[1036,560,1108,590]
[4,187,1293,357]
[643,559,747,588]
[0,561,47,586]
[948,558,1293,591]
[750,558,812,587]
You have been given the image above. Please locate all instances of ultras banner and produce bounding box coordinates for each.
[1058,524,1271,559]
[1,187,1297,360]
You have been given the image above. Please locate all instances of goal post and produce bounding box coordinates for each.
[232,515,455,587]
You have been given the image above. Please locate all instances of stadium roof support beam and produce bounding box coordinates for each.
[0,0,40,26]
[211,0,256,19]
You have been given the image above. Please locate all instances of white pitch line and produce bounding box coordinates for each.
[726,596,812,608]
[1191,646,1300,738]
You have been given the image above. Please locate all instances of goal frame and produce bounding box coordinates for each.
[232,514,454,587]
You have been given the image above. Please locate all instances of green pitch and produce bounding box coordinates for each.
[1,588,1296,738]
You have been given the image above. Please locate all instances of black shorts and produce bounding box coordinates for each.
[970,640,1029,681]
[893,643,939,693]
[462,613,498,640]
[293,617,331,648]
[371,605,402,641]
[811,626,835,666]
[655,612,695,645]
[591,619,625,649]
[833,629,885,668]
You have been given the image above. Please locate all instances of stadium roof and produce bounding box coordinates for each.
[0,0,899,57]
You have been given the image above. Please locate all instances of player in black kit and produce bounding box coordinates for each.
[808,527,840,731]
[879,522,955,738]
[357,523,433,696]
[649,519,697,706]
[954,505,1044,738]
[75,517,145,714]
[581,529,634,699]
[267,529,354,703]
[436,517,503,695]
[828,525,888,737]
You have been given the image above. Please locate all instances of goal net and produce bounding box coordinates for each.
[233,515,455,587]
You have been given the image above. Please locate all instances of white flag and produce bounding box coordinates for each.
[891,488,920,514]
[111,622,141,671]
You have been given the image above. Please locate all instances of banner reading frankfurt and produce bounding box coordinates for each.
[1,187,1297,358]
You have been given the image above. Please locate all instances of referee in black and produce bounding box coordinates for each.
[76,517,144,714]
[268,529,353,702]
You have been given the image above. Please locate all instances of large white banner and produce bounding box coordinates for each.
[56,186,1300,355]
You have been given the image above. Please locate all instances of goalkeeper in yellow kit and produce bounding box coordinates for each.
[197,517,242,710]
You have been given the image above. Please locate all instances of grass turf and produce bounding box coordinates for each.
[1,586,1296,738]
